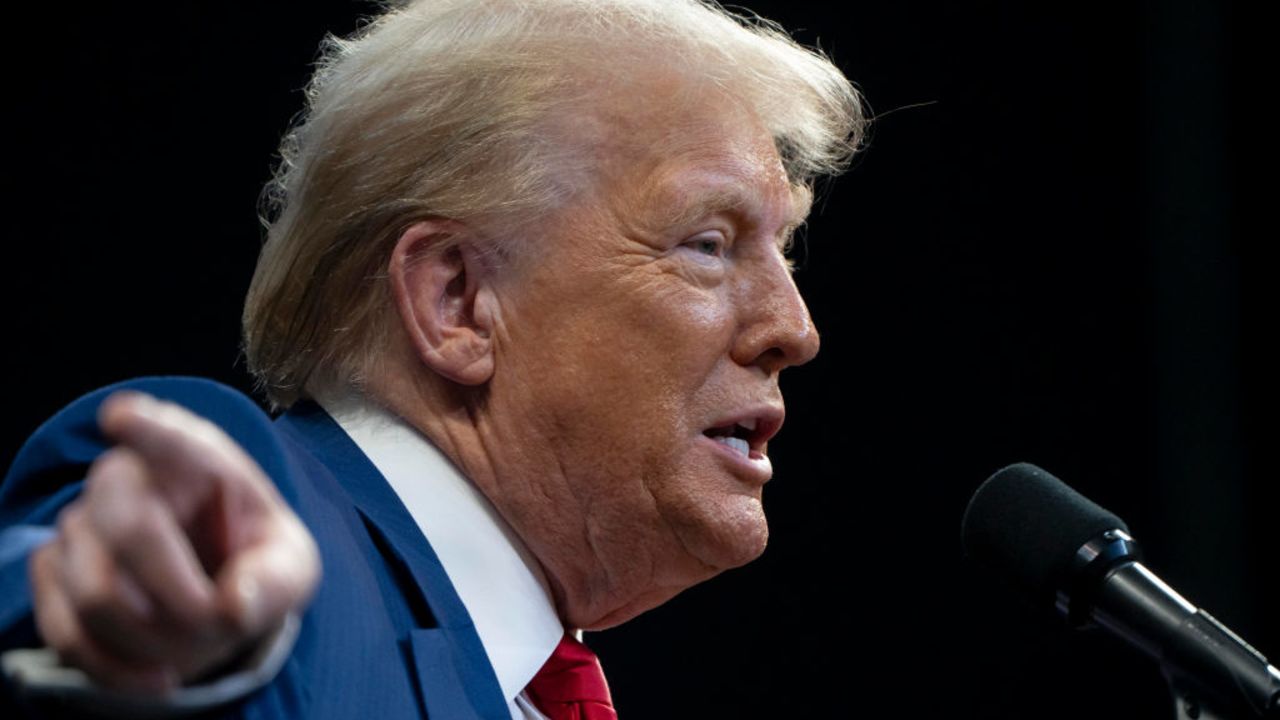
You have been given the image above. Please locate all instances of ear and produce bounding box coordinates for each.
[388,219,499,386]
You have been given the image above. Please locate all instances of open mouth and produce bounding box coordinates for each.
[703,419,757,457]
[701,414,781,460]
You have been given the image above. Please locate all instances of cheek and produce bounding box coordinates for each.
[620,278,736,377]
[498,264,748,496]
[540,281,734,395]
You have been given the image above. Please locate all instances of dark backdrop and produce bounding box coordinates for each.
[5,2,1273,718]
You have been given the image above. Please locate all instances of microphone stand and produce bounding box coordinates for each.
[1167,671,1241,720]
[1061,531,1279,719]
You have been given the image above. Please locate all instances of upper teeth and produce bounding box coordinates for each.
[715,436,751,456]
[738,418,757,432]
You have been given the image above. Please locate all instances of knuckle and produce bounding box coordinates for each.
[70,570,118,617]
[85,449,142,497]
[126,504,169,545]
[55,503,88,539]
[96,498,167,549]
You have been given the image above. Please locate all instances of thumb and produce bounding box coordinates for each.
[216,516,320,637]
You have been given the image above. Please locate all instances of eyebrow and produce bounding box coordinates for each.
[654,182,814,249]
[657,187,751,230]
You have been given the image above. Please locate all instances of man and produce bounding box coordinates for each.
[0,0,862,717]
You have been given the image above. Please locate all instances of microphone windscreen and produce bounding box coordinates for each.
[961,463,1129,597]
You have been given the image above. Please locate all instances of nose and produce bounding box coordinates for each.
[732,252,821,374]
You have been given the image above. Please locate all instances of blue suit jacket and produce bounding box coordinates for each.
[0,377,512,719]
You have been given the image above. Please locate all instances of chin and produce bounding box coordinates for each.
[678,494,771,573]
[569,501,769,631]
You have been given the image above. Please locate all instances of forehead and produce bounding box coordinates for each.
[576,74,809,235]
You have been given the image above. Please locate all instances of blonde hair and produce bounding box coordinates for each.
[243,0,865,408]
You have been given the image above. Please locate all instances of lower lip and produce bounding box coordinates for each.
[698,435,773,485]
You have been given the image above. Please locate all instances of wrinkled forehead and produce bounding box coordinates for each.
[561,68,811,233]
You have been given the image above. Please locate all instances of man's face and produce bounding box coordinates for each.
[480,78,820,628]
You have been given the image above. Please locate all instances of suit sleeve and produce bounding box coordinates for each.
[0,377,306,718]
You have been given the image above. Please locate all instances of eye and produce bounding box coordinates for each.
[682,231,727,258]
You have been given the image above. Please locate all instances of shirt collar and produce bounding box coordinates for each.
[316,391,564,713]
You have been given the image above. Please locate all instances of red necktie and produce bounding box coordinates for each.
[524,633,617,720]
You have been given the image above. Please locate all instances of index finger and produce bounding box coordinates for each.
[96,391,282,524]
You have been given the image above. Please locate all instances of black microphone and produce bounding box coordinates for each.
[961,462,1279,718]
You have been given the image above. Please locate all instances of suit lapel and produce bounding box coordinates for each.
[277,403,511,720]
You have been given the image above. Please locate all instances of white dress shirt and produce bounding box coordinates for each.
[319,392,564,720]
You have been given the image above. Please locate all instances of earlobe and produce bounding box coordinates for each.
[388,220,497,386]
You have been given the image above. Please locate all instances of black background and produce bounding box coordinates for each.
[5,2,1274,718]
